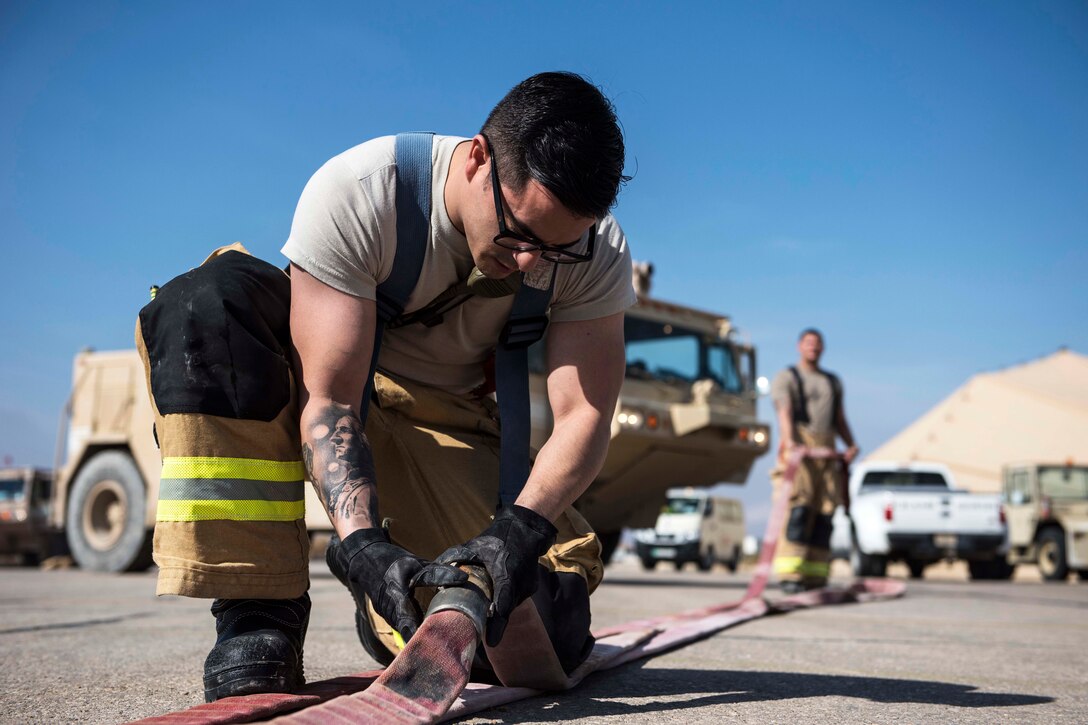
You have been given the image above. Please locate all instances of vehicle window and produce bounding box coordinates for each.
[664,497,702,514]
[860,471,949,487]
[32,478,52,505]
[1039,466,1088,499]
[624,316,744,392]
[1007,469,1031,503]
[0,479,24,501]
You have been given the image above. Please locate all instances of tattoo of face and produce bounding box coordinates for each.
[306,407,379,527]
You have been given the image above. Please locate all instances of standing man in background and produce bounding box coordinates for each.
[770,328,858,592]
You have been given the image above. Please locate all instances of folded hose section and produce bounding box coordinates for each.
[132,447,905,725]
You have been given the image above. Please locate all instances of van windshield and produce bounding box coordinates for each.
[860,471,949,488]
[0,479,24,501]
[624,316,744,393]
[1039,466,1088,499]
[664,497,702,514]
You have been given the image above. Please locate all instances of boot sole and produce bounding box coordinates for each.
[204,660,302,702]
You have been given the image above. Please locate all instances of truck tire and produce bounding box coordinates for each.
[640,557,656,571]
[907,559,926,579]
[597,530,621,565]
[66,451,153,573]
[1036,528,1068,581]
[851,546,886,577]
[968,559,1014,581]
[726,546,740,573]
[698,546,714,572]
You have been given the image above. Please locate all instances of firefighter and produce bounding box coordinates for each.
[136,72,634,700]
[770,328,859,592]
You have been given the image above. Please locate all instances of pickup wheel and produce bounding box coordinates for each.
[1036,528,1068,581]
[968,559,1015,581]
[851,547,887,577]
[66,451,153,573]
[907,559,926,579]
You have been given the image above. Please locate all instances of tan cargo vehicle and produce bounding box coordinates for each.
[51,265,769,571]
[0,467,57,565]
[1003,462,1088,581]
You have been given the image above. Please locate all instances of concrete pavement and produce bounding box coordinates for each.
[0,558,1084,724]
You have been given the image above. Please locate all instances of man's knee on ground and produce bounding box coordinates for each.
[139,251,292,421]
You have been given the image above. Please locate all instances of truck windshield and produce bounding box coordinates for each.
[0,479,24,501]
[860,471,949,487]
[664,497,702,514]
[1039,466,1088,499]
[624,316,743,393]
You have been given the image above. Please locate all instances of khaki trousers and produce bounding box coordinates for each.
[138,246,602,602]
[771,428,843,586]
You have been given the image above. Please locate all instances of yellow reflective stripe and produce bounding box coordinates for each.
[773,556,804,574]
[156,499,305,522]
[161,457,305,482]
[799,560,830,577]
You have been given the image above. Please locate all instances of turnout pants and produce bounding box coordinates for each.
[770,428,843,587]
[136,246,602,677]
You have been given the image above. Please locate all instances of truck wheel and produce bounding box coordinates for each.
[698,546,714,572]
[726,547,740,573]
[640,558,656,571]
[907,559,926,579]
[968,559,1014,581]
[66,451,153,573]
[852,547,886,577]
[597,530,621,565]
[1036,528,1068,581]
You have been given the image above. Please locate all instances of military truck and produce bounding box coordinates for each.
[51,265,769,571]
[0,467,58,565]
[1003,462,1088,581]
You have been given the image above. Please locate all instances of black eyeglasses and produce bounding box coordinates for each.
[482,133,596,265]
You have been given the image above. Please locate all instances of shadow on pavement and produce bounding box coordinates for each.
[467,664,1053,722]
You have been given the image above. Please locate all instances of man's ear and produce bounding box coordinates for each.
[464,134,489,184]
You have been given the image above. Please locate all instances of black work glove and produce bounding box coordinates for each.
[417,505,558,647]
[338,528,466,642]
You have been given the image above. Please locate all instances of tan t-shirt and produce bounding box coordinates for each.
[281,135,636,394]
[771,366,841,438]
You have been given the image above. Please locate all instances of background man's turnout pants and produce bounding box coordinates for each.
[136,246,603,674]
[770,428,843,588]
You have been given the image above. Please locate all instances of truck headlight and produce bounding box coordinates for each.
[617,408,669,431]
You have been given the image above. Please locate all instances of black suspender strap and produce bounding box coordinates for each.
[788,365,810,426]
[359,130,552,508]
[359,132,433,425]
[789,365,842,427]
[493,268,556,507]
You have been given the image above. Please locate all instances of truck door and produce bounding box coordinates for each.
[1004,467,1036,548]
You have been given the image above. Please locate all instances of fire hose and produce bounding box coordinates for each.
[133,447,904,724]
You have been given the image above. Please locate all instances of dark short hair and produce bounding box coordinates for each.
[482,71,629,219]
[799,328,824,343]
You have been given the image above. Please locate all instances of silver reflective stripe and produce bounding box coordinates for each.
[158,478,304,502]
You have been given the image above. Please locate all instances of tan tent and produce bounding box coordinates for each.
[867,349,1088,493]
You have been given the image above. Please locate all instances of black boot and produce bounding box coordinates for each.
[203,593,310,702]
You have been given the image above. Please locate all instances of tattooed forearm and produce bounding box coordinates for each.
[303,403,380,532]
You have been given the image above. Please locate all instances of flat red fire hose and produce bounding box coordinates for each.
[132,447,905,725]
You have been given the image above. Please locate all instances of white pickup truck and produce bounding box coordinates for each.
[830,461,1009,580]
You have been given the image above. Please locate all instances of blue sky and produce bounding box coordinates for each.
[2,1,1086,532]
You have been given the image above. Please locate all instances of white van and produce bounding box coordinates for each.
[633,488,745,572]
